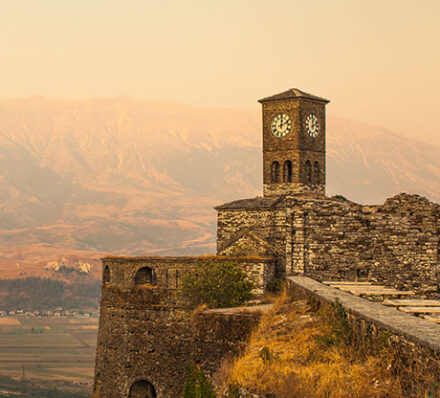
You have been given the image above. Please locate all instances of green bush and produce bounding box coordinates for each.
[180,260,254,309]
[182,363,217,398]
[266,277,284,293]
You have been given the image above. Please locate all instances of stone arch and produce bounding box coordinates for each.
[103,265,111,284]
[128,379,157,398]
[271,161,280,183]
[305,160,312,185]
[134,267,154,286]
[283,160,292,183]
[313,161,320,185]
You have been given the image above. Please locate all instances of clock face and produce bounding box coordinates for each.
[271,113,292,138]
[305,114,319,138]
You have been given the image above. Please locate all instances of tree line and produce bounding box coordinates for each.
[0,277,101,311]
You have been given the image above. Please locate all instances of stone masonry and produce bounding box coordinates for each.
[216,193,440,296]
[93,256,273,397]
[93,88,440,397]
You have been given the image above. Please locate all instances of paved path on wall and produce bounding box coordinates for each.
[205,304,273,315]
[288,276,440,352]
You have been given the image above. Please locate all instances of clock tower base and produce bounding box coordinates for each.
[263,182,325,197]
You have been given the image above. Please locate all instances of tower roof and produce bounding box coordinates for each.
[258,88,330,104]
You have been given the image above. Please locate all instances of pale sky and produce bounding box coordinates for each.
[1,0,440,144]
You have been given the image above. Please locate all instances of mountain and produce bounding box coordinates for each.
[0,97,439,277]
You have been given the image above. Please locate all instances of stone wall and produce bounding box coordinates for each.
[215,201,288,278]
[261,98,326,197]
[290,193,439,296]
[93,256,270,398]
[287,276,440,394]
[101,256,274,297]
[216,193,440,296]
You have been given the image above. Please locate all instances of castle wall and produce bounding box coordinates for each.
[93,257,269,397]
[291,194,440,296]
[216,193,440,296]
[216,207,287,277]
[288,276,440,394]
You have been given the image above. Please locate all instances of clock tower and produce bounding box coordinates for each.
[258,88,329,197]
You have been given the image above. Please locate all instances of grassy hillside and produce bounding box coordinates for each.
[218,291,438,398]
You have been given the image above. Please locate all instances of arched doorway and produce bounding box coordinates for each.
[134,267,154,285]
[129,380,157,398]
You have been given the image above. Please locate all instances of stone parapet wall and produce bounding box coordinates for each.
[287,276,440,393]
[102,255,275,298]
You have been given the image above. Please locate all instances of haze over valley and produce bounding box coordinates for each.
[1,97,439,278]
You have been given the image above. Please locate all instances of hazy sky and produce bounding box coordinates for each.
[1,0,439,144]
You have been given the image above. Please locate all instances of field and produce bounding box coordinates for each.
[0,314,98,393]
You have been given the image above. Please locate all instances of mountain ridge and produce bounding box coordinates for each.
[0,97,439,277]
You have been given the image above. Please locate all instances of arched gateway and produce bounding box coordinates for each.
[128,380,157,398]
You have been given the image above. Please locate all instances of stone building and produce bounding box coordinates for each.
[93,88,440,397]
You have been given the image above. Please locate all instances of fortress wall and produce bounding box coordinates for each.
[291,194,439,296]
[101,256,274,297]
[93,257,268,397]
[216,208,287,277]
[287,276,440,393]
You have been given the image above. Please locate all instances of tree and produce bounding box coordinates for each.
[182,363,217,398]
[180,260,254,309]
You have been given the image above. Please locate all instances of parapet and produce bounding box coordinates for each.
[101,255,275,308]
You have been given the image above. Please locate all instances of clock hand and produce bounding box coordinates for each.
[277,120,282,131]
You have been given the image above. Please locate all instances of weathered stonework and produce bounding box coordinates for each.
[217,193,440,296]
[94,88,440,397]
[287,276,440,394]
[93,257,272,397]
[259,90,328,197]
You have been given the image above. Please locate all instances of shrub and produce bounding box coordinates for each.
[182,363,217,398]
[180,260,254,309]
[315,298,353,348]
[266,277,284,293]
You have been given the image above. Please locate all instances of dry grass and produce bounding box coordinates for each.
[220,290,406,398]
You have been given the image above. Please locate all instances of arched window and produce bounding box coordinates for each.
[103,266,110,284]
[305,160,312,185]
[283,160,292,183]
[129,380,157,398]
[271,161,280,183]
[134,267,154,286]
[313,161,320,185]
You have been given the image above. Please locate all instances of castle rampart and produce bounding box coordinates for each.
[217,193,440,296]
[288,276,440,392]
[93,256,273,397]
[94,89,440,396]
